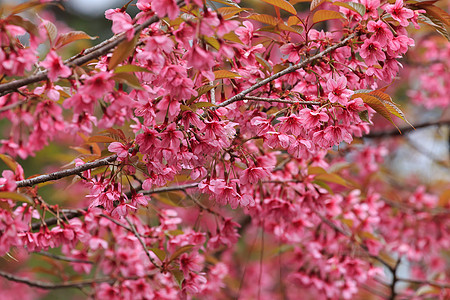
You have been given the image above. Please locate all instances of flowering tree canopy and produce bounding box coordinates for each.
[0,0,449,299]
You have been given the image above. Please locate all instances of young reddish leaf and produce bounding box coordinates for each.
[214,70,241,80]
[278,22,302,34]
[0,192,32,204]
[114,64,152,73]
[248,14,279,26]
[287,15,301,26]
[6,15,39,36]
[333,1,366,16]
[353,93,400,131]
[213,0,241,8]
[108,35,138,70]
[0,154,18,172]
[217,6,247,19]
[102,128,127,142]
[43,19,58,45]
[261,0,297,15]
[418,14,450,41]
[418,4,450,26]
[87,136,117,143]
[290,0,310,4]
[54,31,98,49]
[310,0,326,11]
[312,10,345,23]
[169,245,194,262]
[8,0,45,15]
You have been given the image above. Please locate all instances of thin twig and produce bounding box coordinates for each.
[365,120,450,138]
[16,155,118,187]
[142,183,199,194]
[216,32,357,108]
[0,269,145,289]
[35,251,93,264]
[397,277,450,289]
[243,96,320,105]
[125,217,160,269]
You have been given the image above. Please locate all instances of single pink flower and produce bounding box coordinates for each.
[40,50,71,81]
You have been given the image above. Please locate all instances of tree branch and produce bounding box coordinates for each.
[0,269,147,290]
[217,32,357,108]
[242,96,320,105]
[16,155,118,188]
[125,217,160,269]
[35,251,93,264]
[397,277,450,289]
[365,120,450,138]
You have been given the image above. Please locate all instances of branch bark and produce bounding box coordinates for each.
[217,32,357,108]
[0,270,151,290]
[365,119,450,138]
[16,155,118,188]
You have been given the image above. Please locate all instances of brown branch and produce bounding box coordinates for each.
[16,155,118,188]
[142,183,199,194]
[365,120,450,138]
[242,96,320,105]
[216,32,357,108]
[35,251,93,264]
[125,217,160,269]
[0,270,152,290]
[397,277,450,289]
[389,258,401,300]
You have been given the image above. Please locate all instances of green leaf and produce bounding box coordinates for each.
[149,248,166,262]
[0,154,18,172]
[169,245,194,262]
[108,35,138,70]
[214,70,241,80]
[333,1,366,16]
[223,32,243,44]
[248,14,278,26]
[114,64,152,73]
[312,10,345,23]
[315,173,349,187]
[112,72,143,90]
[171,270,184,288]
[204,36,220,50]
[0,192,32,204]
[261,0,297,15]
[54,31,98,49]
[192,102,217,109]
